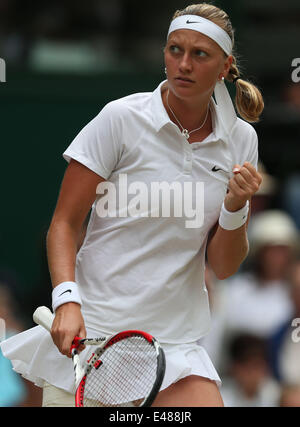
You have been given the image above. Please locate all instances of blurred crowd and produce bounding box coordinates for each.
[0,0,177,72]
[0,284,43,406]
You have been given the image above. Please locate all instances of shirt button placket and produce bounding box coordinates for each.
[183,145,193,174]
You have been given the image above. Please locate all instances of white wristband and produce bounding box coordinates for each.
[219,200,249,230]
[52,281,82,313]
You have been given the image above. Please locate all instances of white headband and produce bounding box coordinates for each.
[166,14,236,133]
[167,15,232,56]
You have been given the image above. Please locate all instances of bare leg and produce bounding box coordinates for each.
[152,375,224,407]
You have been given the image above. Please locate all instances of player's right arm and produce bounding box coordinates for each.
[47,159,106,357]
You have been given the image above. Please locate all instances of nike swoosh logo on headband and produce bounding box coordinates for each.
[186,19,202,24]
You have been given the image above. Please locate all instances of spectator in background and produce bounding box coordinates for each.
[230,210,298,336]
[251,161,277,216]
[201,210,298,372]
[269,259,300,386]
[280,84,300,229]
[282,173,300,230]
[282,83,300,116]
[0,284,42,407]
[0,284,26,406]
[220,333,281,407]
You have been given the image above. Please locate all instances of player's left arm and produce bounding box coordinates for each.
[206,162,262,280]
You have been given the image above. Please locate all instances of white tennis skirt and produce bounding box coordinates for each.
[0,325,221,395]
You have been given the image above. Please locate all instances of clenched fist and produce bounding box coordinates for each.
[224,162,262,212]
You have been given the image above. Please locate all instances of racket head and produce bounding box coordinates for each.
[75,330,166,407]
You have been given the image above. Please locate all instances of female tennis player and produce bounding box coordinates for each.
[1,3,263,406]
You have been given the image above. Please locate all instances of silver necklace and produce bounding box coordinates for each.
[166,90,209,139]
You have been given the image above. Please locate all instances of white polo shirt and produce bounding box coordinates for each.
[62,80,258,344]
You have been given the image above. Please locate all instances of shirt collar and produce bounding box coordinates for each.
[151,80,171,132]
[151,80,229,144]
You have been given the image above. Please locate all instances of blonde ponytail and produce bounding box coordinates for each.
[227,57,264,123]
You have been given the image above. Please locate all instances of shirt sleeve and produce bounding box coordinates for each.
[63,101,123,180]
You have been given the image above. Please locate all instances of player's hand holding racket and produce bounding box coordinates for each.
[51,303,86,357]
[33,306,166,407]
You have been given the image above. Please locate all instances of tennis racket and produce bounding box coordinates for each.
[33,306,166,407]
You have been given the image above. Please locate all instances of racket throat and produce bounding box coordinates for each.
[72,351,87,389]
[75,375,87,407]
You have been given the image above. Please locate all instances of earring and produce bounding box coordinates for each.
[164,67,167,75]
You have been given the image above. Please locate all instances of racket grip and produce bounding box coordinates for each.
[33,306,54,332]
[71,336,82,352]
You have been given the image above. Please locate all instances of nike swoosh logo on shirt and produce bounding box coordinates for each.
[59,289,72,297]
[211,166,225,172]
